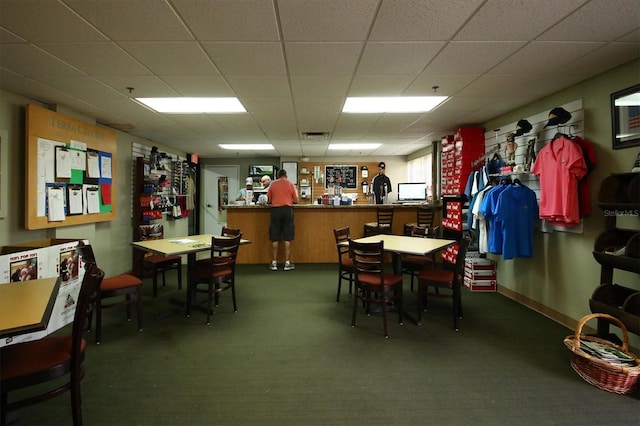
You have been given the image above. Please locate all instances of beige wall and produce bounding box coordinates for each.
[483,59,640,346]
[0,91,188,276]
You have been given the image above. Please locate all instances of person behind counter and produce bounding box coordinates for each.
[236,177,254,203]
[256,175,271,205]
[267,169,298,271]
[371,161,392,204]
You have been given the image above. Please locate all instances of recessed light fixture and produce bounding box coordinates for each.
[328,143,381,150]
[342,96,448,113]
[136,97,246,113]
[219,144,274,150]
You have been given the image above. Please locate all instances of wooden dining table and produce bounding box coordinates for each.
[0,277,61,346]
[131,234,251,318]
[340,234,457,274]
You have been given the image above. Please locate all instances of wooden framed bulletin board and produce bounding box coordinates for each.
[25,104,118,230]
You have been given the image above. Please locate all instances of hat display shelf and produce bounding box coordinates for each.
[590,172,640,339]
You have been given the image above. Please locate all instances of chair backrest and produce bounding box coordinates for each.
[138,223,164,241]
[71,262,104,369]
[333,226,351,261]
[76,241,98,267]
[452,234,472,288]
[376,206,394,226]
[416,206,436,228]
[221,226,241,237]
[349,239,385,284]
[209,234,242,272]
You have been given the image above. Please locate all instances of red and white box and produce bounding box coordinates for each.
[464,277,497,292]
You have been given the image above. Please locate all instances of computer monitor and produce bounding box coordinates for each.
[397,182,426,201]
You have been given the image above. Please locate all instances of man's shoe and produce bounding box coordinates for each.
[284,261,295,271]
[270,261,278,271]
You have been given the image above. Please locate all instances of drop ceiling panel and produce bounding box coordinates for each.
[278,0,378,41]
[39,42,152,76]
[404,74,479,95]
[227,76,292,98]
[370,0,484,41]
[424,42,526,75]
[289,76,351,98]
[171,0,280,41]
[454,0,587,41]
[95,75,182,97]
[285,43,362,75]
[0,44,87,77]
[201,42,286,75]
[0,0,107,43]
[119,42,219,75]
[64,0,193,41]
[357,42,444,74]
[160,75,235,97]
[539,0,640,41]
[348,76,417,96]
[489,41,605,74]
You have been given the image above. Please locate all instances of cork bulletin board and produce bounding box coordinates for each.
[25,104,118,230]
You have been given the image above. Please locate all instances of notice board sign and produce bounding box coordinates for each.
[325,165,357,189]
[25,104,117,229]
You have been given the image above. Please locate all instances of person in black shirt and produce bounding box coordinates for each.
[371,162,392,204]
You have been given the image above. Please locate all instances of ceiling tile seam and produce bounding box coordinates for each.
[533,0,593,42]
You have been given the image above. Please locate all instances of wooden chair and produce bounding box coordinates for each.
[76,242,143,344]
[1,263,104,426]
[402,225,438,292]
[188,234,242,325]
[333,226,354,303]
[138,224,182,298]
[416,234,471,331]
[221,226,241,237]
[363,206,394,237]
[403,205,438,236]
[349,239,403,338]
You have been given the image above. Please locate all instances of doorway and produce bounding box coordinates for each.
[202,165,240,235]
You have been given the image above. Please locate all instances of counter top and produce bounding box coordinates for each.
[225,203,440,209]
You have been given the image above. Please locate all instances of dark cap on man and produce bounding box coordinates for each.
[378,162,386,169]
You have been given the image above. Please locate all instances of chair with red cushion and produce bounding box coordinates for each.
[333,226,354,303]
[137,224,182,298]
[188,233,242,325]
[402,225,438,292]
[76,242,143,344]
[363,206,394,237]
[416,234,471,331]
[1,262,104,426]
[349,239,403,338]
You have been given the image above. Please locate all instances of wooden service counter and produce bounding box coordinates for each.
[227,204,441,264]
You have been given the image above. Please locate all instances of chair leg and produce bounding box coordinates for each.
[96,297,103,344]
[177,262,182,290]
[206,284,213,325]
[70,371,82,426]
[136,286,144,332]
[152,267,158,298]
[336,274,342,303]
[231,280,238,313]
[381,293,389,338]
[351,287,359,328]
[397,287,403,326]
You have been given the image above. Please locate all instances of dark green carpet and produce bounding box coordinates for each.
[9,264,640,425]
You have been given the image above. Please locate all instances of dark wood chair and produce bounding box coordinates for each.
[363,206,394,237]
[403,205,438,236]
[1,262,104,426]
[402,225,438,292]
[416,234,471,331]
[188,234,242,325]
[349,239,403,338]
[221,226,241,237]
[138,224,182,298]
[76,242,143,344]
[333,226,354,303]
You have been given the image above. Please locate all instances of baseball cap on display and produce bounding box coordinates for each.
[378,162,386,169]
[544,107,572,128]
[514,119,533,136]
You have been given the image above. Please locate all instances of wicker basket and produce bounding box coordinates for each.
[564,313,640,394]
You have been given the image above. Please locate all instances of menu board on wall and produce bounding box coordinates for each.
[325,165,357,189]
[25,104,117,229]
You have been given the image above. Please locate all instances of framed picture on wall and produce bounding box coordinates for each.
[611,83,640,150]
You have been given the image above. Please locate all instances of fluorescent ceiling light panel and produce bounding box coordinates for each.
[328,143,381,150]
[342,96,448,113]
[615,93,640,107]
[136,97,246,113]
[219,144,274,150]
